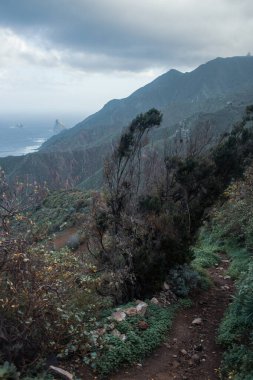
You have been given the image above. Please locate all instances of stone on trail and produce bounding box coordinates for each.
[192,317,202,325]
[163,281,170,290]
[191,353,201,364]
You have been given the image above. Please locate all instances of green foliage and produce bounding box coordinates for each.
[166,264,201,297]
[100,105,253,299]
[89,302,179,375]
[224,244,251,279]
[0,362,19,380]
[0,362,54,380]
[193,163,253,380]
[31,190,91,237]
[218,264,253,346]
[192,230,221,269]
[3,106,253,378]
[220,345,253,380]
[104,108,162,225]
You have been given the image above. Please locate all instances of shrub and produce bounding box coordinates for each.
[0,244,104,371]
[0,362,19,380]
[192,228,221,268]
[217,251,253,379]
[66,233,80,250]
[166,264,201,297]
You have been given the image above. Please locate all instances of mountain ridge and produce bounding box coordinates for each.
[1,55,253,189]
[40,56,253,153]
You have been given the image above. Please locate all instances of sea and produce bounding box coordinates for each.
[0,113,85,158]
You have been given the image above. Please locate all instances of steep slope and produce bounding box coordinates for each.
[1,56,253,189]
[41,56,253,153]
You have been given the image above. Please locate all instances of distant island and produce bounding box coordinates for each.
[54,119,67,134]
[10,122,24,129]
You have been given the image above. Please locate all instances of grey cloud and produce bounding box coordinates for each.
[0,0,253,72]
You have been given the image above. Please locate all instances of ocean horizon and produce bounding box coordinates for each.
[0,113,85,158]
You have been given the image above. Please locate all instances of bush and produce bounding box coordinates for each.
[66,233,80,250]
[0,362,19,380]
[218,264,253,380]
[166,264,201,297]
[0,243,104,371]
[218,264,253,345]
[192,229,221,268]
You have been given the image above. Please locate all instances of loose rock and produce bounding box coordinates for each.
[150,297,159,305]
[192,318,202,325]
[191,354,201,364]
[124,307,138,316]
[136,301,148,316]
[138,320,149,330]
[112,329,127,341]
[111,311,126,322]
[96,327,106,336]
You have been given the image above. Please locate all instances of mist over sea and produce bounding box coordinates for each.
[0,113,84,157]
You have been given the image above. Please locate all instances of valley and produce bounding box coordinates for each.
[1,57,253,380]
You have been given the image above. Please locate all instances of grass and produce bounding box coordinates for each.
[191,231,221,269]
[223,243,252,279]
[192,222,253,380]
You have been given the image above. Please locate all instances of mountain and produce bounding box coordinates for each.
[40,56,253,152]
[1,56,253,189]
[53,119,67,135]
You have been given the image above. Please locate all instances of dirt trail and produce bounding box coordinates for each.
[108,255,234,380]
[53,227,79,250]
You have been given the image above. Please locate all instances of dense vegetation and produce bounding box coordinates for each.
[193,165,253,379]
[1,105,253,378]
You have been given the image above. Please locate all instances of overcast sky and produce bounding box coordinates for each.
[0,0,252,119]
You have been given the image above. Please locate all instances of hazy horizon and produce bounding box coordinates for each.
[0,112,89,157]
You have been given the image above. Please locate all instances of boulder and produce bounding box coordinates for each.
[96,327,106,336]
[112,329,127,342]
[192,318,202,325]
[138,320,149,330]
[124,307,138,316]
[136,302,148,316]
[163,281,170,290]
[111,311,126,322]
[150,297,159,305]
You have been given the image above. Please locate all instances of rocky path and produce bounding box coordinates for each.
[109,256,234,380]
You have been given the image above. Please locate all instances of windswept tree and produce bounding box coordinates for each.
[104,108,162,231]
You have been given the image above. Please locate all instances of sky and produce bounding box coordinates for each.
[0,0,252,121]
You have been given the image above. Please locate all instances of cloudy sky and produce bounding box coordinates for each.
[0,0,252,119]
